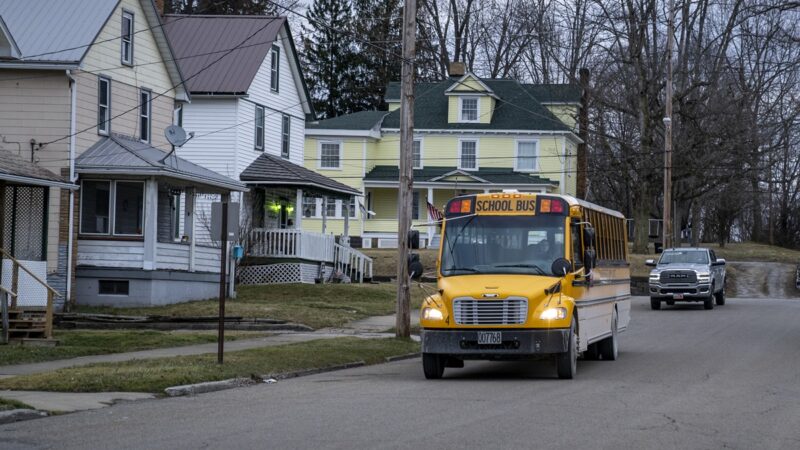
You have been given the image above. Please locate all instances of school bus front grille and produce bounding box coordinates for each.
[452,297,528,325]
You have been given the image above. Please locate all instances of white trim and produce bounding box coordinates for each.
[305,128,382,139]
[0,174,76,189]
[317,140,343,170]
[458,138,479,171]
[458,96,480,123]
[412,137,423,169]
[514,139,539,172]
[429,169,489,183]
[444,73,498,98]
[382,128,583,143]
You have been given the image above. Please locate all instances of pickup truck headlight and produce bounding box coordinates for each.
[540,307,568,320]
[422,307,444,321]
[649,272,660,282]
[697,272,710,283]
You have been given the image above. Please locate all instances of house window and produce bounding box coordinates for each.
[459,139,478,170]
[412,139,422,169]
[412,192,420,220]
[98,77,111,135]
[460,97,478,121]
[99,280,129,296]
[347,197,357,218]
[320,142,341,169]
[270,45,280,92]
[281,115,290,159]
[171,193,181,240]
[516,140,538,171]
[80,180,144,236]
[325,198,337,217]
[121,11,134,65]
[302,196,317,218]
[139,89,151,143]
[254,105,265,150]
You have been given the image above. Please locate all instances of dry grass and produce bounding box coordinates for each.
[75,282,432,330]
[363,249,440,278]
[0,338,420,393]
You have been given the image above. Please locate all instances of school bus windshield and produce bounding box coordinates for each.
[440,215,565,276]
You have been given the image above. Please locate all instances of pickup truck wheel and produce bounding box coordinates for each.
[703,284,715,310]
[714,283,726,306]
[422,353,445,379]
[650,297,661,310]
[598,309,619,361]
[556,320,577,379]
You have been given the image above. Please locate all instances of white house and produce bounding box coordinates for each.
[164,15,370,284]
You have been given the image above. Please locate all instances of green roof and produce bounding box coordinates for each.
[364,166,558,186]
[306,110,388,130]
[523,84,581,103]
[380,78,573,131]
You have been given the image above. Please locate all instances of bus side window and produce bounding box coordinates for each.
[572,223,583,269]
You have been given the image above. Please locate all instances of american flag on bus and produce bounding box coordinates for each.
[427,201,443,222]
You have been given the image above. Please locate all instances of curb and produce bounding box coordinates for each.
[163,361,367,397]
[0,409,48,425]
[385,352,421,362]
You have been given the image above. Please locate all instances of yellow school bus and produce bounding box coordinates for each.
[419,192,631,379]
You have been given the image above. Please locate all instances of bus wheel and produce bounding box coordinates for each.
[704,284,715,310]
[598,309,618,361]
[584,343,600,360]
[556,320,577,379]
[650,297,661,310]
[422,353,445,379]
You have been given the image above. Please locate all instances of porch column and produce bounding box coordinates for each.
[295,189,303,229]
[321,196,328,234]
[427,188,434,248]
[185,188,196,272]
[343,196,350,247]
[142,177,158,270]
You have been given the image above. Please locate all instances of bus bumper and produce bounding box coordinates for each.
[422,328,570,356]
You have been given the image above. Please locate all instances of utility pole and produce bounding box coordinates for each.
[396,0,416,339]
[663,0,676,250]
[218,201,228,364]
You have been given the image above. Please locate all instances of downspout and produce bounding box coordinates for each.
[560,138,566,195]
[66,70,77,308]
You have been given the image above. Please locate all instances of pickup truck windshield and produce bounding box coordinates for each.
[659,250,709,264]
[441,215,565,276]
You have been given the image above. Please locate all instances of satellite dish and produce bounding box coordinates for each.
[165,125,188,147]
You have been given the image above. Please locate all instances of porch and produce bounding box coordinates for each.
[74,134,246,306]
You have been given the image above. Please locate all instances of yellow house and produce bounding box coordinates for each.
[303,70,582,248]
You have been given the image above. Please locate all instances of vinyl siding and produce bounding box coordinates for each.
[545,104,579,130]
[0,69,70,272]
[81,0,176,97]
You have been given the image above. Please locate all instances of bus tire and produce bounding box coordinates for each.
[650,297,661,310]
[422,353,445,379]
[598,309,619,361]
[556,320,577,379]
[703,286,715,310]
[715,283,726,306]
[584,343,600,360]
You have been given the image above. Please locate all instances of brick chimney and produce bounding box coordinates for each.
[448,61,466,77]
[153,0,166,15]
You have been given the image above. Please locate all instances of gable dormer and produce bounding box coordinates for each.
[445,72,498,124]
[0,16,20,59]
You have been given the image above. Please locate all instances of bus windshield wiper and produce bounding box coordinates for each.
[492,264,547,275]
[445,266,480,273]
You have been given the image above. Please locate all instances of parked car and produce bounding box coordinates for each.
[646,248,726,310]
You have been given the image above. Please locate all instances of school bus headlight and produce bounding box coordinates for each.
[422,307,444,321]
[540,307,568,320]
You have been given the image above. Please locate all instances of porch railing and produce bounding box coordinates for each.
[249,228,335,262]
[1,248,60,343]
[333,243,373,283]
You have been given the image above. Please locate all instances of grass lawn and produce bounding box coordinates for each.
[363,249,439,278]
[0,397,33,411]
[0,337,420,393]
[75,283,432,330]
[0,330,266,366]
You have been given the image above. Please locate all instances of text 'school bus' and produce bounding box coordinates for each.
[419,192,631,379]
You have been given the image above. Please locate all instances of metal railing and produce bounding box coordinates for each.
[1,248,61,343]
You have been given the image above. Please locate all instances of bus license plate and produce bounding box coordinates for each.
[673,294,684,300]
[478,331,502,345]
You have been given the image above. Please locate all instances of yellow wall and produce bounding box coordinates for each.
[545,105,579,130]
[303,136,366,192]
[388,102,400,111]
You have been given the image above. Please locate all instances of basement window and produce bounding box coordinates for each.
[99,280,129,296]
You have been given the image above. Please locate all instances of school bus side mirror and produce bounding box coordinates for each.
[583,226,596,248]
[583,248,596,273]
[408,253,424,280]
[551,258,572,277]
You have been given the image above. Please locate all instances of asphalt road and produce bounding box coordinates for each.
[3,296,800,450]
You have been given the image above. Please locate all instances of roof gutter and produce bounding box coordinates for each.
[0,173,77,190]
[242,180,360,197]
[0,62,79,70]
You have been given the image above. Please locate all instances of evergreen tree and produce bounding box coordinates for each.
[303,0,364,118]
[352,0,403,110]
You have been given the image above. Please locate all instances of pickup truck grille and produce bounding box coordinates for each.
[452,297,528,325]
[659,270,698,284]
